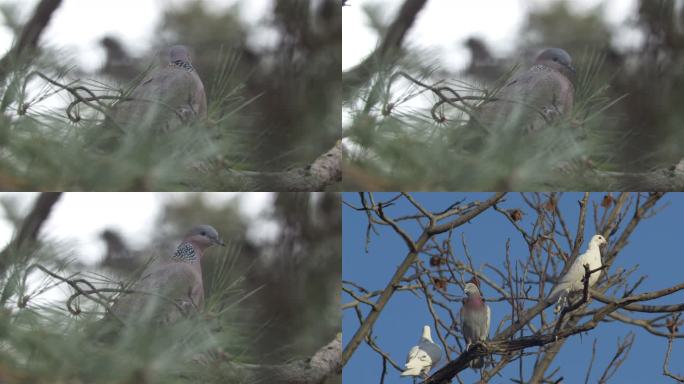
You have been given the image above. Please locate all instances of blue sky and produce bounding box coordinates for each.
[342,192,683,383]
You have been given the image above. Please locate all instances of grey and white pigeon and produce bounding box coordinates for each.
[460,279,490,369]
[108,45,207,134]
[548,234,606,313]
[400,325,442,378]
[108,224,224,325]
[469,47,576,134]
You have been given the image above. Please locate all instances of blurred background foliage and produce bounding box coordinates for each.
[0,192,341,383]
[343,0,684,190]
[0,0,341,190]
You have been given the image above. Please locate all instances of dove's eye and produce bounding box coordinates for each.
[201,231,206,236]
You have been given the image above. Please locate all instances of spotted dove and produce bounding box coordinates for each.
[109,45,207,134]
[108,224,224,325]
[469,47,575,134]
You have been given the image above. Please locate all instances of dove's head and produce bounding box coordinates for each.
[536,48,575,79]
[168,45,192,63]
[464,282,482,297]
[184,224,225,250]
[589,234,607,248]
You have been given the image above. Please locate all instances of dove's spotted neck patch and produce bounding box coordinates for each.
[173,241,199,263]
[170,60,195,73]
[168,45,195,72]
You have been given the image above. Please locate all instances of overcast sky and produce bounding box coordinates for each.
[0,0,274,71]
[0,193,276,265]
[343,0,639,72]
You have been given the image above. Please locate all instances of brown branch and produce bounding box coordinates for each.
[584,160,684,191]
[219,334,341,384]
[593,290,684,313]
[0,0,63,82]
[0,192,62,275]
[596,332,635,384]
[663,314,684,382]
[219,141,342,191]
[342,0,428,95]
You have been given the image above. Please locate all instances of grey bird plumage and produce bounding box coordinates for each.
[108,45,207,134]
[469,47,575,134]
[107,224,224,325]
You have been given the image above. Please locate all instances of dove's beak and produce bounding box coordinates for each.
[567,63,576,75]
[214,238,226,247]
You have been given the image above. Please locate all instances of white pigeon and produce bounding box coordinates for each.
[400,325,442,378]
[548,234,607,313]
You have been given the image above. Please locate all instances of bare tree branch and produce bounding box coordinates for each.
[663,314,684,382]
[341,192,506,366]
[343,192,681,384]
[425,281,684,384]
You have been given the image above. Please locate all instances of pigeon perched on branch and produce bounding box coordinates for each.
[401,325,442,377]
[548,234,607,313]
[469,47,575,134]
[460,278,491,369]
[107,224,224,325]
[108,45,207,134]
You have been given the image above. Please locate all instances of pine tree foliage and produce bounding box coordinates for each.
[0,192,342,383]
[344,48,617,190]
[0,0,342,191]
[343,1,684,190]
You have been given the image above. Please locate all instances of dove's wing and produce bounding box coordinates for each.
[111,259,203,324]
[473,65,574,133]
[111,65,205,133]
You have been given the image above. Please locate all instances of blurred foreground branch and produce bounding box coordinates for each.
[0,192,62,275]
[0,0,62,82]
[342,0,427,98]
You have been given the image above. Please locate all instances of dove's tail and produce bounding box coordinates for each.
[400,366,424,377]
[469,356,485,369]
[547,285,569,311]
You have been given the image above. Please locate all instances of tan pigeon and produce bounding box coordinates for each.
[469,48,575,134]
[109,45,207,134]
[107,224,224,325]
